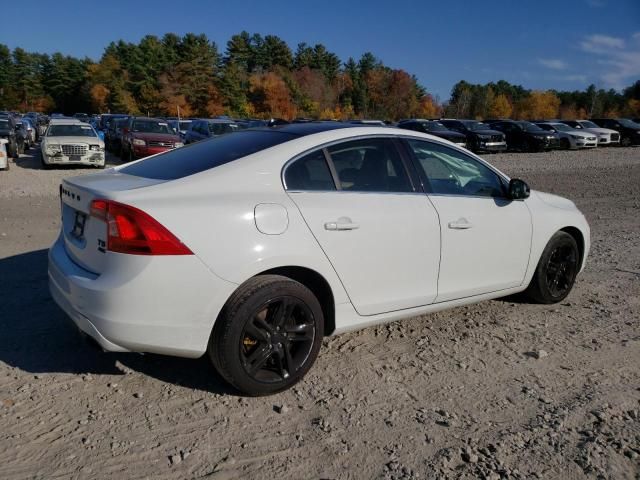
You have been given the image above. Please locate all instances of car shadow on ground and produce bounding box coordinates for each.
[0,248,237,395]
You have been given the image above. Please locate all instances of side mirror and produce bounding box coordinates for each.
[15,125,21,131]
[508,178,530,200]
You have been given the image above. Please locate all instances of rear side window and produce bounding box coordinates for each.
[120,130,297,180]
[285,150,335,191]
[328,138,412,193]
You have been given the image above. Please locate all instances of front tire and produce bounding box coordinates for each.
[524,231,579,304]
[209,275,324,396]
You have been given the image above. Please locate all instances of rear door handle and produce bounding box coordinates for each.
[325,217,359,231]
[448,218,473,230]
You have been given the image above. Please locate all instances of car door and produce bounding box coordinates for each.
[404,139,532,303]
[285,137,441,316]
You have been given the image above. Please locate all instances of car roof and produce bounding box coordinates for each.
[194,118,239,124]
[258,122,358,136]
[49,118,82,124]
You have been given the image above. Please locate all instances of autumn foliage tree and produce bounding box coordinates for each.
[1,35,639,121]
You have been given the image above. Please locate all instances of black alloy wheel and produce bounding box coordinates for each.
[525,231,579,304]
[544,245,578,299]
[209,275,324,396]
[240,296,316,384]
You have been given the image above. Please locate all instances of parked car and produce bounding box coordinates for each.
[14,120,30,152]
[167,119,193,140]
[485,120,559,152]
[121,117,183,161]
[104,117,128,155]
[347,119,387,126]
[438,119,507,153]
[397,119,467,147]
[234,119,268,129]
[98,113,129,132]
[48,122,590,395]
[73,113,90,123]
[40,121,105,169]
[535,122,597,149]
[20,118,37,145]
[559,120,620,146]
[0,138,9,171]
[184,119,239,144]
[0,115,21,158]
[589,118,640,146]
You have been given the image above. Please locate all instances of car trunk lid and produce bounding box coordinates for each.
[59,171,167,273]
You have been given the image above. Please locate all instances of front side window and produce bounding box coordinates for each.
[407,140,505,198]
[327,138,412,193]
[284,150,335,191]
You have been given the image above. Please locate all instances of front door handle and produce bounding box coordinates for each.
[448,218,473,230]
[325,217,359,231]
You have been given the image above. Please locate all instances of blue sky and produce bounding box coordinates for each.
[2,0,639,98]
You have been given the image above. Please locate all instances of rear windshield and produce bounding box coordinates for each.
[120,129,297,180]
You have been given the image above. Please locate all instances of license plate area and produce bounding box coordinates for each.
[70,155,82,161]
[71,211,87,239]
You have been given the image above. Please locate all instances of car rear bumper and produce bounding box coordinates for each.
[48,233,237,358]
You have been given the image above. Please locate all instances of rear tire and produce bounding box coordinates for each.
[209,275,324,396]
[524,231,579,304]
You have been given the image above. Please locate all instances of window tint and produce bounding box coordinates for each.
[407,140,505,198]
[327,138,411,193]
[120,130,297,180]
[285,150,335,191]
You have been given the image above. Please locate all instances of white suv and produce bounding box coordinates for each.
[560,120,620,146]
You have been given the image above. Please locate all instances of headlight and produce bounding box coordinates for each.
[89,144,103,151]
[45,145,61,154]
[174,142,184,148]
[132,139,146,146]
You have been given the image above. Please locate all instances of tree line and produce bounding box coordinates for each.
[0,32,639,120]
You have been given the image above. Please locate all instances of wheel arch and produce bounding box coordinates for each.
[559,226,585,269]
[255,266,336,336]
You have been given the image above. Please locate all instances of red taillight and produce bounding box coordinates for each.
[89,199,193,256]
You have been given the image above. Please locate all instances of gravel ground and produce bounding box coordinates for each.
[0,144,639,479]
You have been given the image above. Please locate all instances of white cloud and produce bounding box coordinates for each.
[538,58,568,70]
[580,33,640,89]
[581,34,625,53]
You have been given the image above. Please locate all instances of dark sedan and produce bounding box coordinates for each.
[438,119,507,153]
[485,120,560,152]
[397,119,467,148]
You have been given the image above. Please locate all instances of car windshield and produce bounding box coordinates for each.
[48,124,97,137]
[551,123,572,132]
[208,122,237,135]
[120,129,297,180]
[518,122,545,133]
[464,122,489,131]
[0,119,9,129]
[618,119,640,128]
[179,121,192,130]
[578,121,598,129]
[131,120,172,134]
[420,122,447,131]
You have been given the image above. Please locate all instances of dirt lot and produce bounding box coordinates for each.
[0,145,639,479]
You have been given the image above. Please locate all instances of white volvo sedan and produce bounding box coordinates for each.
[49,123,590,395]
